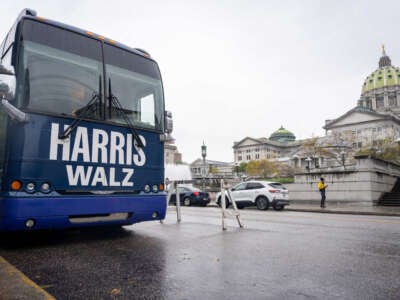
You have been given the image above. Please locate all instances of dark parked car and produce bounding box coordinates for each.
[168,186,211,207]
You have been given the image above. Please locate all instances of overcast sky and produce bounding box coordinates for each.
[2,1,400,163]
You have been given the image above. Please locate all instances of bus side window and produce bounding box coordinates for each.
[0,37,13,183]
[139,93,155,127]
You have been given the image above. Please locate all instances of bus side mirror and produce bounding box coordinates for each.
[161,110,174,143]
[0,64,16,101]
[165,110,173,134]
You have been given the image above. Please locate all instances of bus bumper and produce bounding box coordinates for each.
[0,194,167,231]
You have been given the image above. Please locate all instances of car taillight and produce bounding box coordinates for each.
[269,189,279,193]
[193,191,200,196]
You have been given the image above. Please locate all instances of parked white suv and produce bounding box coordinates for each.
[216,181,289,211]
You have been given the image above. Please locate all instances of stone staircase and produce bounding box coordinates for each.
[379,179,400,206]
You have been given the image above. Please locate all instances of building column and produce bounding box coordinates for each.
[397,92,400,107]
[384,91,389,108]
[372,95,377,110]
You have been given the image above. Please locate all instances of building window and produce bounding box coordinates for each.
[246,155,251,160]
[365,99,372,109]
[238,156,242,161]
[389,93,397,106]
[358,142,362,148]
[255,154,260,159]
[376,95,384,108]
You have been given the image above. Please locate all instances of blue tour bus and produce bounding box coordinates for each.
[0,9,173,231]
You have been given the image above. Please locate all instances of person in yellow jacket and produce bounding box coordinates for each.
[318,178,328,208]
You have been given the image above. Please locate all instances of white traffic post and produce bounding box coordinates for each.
[160,185,171,224]
[226,187,243,228]
[220,179,227,230]
[219,179,244,230]
[175,182,181,223]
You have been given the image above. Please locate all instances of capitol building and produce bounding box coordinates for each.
[233,47,400,169]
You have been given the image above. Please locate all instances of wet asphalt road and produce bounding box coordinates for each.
[1,207,400,299]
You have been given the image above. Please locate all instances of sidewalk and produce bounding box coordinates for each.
[285,202,400,217]
[208,200,400,217]
[0,256,55,300]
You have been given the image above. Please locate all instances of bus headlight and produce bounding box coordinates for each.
[152,184,158,193]
[25,182,36,193]
[41,182,51,193]
[144,184,151,193]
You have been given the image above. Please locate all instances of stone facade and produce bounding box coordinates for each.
[324,107,400,151]
[285,156,400,204]
[164,143,182,164]
[190,159,235,178]
[233,129,301,165]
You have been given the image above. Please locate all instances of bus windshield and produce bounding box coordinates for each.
[104,44,164,130]
[17,20,103,119]
[17,19,164,131]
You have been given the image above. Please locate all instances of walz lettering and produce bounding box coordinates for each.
[49,123,146,166]
[66,165,134,187]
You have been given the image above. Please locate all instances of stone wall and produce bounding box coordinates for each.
[285,156,400,205]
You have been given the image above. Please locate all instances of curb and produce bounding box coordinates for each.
[285,207,400,217]
[0,256,55,300]
[205,203,400,217]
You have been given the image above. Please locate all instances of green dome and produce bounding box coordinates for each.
[361,47,400,94]
[269,126,296,142]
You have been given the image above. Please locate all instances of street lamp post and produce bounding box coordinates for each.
[340,151,345,168]
[201,142,207,191]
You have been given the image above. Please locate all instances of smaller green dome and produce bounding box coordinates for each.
[269,126,296,142]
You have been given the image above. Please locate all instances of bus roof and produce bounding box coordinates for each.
[16,8,155,62]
